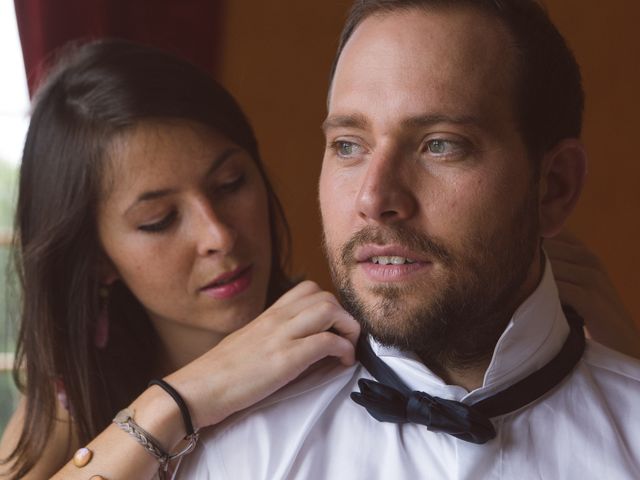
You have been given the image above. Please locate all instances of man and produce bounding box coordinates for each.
[179,1,640,478]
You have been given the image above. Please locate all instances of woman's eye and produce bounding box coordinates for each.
[215,174,245,194]
[331,140,364,158]
[138,211,177,233]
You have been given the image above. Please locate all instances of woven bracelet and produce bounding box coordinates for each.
[113,380,199,474]
[113,409,170,468]
[113,408,198,473]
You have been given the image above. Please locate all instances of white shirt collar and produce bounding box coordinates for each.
[369,256,570,403]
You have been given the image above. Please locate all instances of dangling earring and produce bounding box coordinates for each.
[95,284,111,349]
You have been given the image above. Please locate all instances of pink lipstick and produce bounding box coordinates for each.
[200,265,253,299]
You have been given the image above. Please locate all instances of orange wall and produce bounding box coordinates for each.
[218,1,639,324]
[545,1,640,324]
[217,2,345,291]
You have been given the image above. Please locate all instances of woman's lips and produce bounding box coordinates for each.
[200,265,253,299]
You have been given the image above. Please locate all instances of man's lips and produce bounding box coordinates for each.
[354,244,430,264]
[352,245,432,283]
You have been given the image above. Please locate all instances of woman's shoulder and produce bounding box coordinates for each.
[0,396,79,479]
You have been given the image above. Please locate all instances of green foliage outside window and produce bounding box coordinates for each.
[0,161,17,228]
[0,160,18,437]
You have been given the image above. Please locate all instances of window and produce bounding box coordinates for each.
[0,0,30,435]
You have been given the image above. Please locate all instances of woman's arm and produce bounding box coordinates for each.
[546,231,640,359]
[42,280,358,479]
[0,397,79,479]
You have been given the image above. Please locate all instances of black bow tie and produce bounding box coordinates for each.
[351,306,585,444]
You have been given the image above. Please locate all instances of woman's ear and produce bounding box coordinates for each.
[98,255,119,285]
[538,139,587,238]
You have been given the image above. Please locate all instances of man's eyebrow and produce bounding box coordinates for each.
[322,114,370,133]
[125,146,243,213]
[401,114,483,129]
[322,113,482,133]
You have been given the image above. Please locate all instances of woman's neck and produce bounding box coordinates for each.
[150,318,223,374]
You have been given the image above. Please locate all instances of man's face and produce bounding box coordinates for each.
[320,7,544,364]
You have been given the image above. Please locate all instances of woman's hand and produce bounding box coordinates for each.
[546,231,640,359]
[45,281,358,480]
[167,280,360,431]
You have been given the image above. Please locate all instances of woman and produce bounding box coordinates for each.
[0,39,637,479]
[544,231,640,359]
[0,40,358,479]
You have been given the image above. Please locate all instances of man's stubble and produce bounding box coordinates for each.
[323,182,540,376]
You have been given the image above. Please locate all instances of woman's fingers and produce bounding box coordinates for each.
[554,280,591,313]
[224,282,359,368]
[328,309,361,347]
[545,230,640,359]
[255,286,360,370]
[280,296,352,337]
[260,282,358,341]
[167,283,362,430]
[545,235,603,270]
[551,259,609,291]
[293,331,357,367]
[270,280,325,307]
[265,283,342,324]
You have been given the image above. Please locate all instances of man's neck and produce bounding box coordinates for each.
[418,341,493,392]
[440,359,491,392]
[419,252,547,392]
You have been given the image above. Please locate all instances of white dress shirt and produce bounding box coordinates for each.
[178,260,640,479]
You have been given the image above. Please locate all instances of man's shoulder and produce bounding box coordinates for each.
[572,339,640,418]
[206,359,362,438]
[582,339,640,384]
[177,360,365,478]
[249,358,360,412]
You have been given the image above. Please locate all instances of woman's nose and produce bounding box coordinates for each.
[193,198,237,256]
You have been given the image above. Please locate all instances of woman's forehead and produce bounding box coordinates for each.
[100,120,245,199]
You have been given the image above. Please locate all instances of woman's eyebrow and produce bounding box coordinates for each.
[204,146,243,178]
[125,146,243,215]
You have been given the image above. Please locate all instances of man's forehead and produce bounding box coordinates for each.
[327,7,518,129]
[336,6,516,72]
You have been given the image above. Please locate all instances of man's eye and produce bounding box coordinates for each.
[424,139,466,157]
[332,140,364,158]
[427,139,448,154]
[138,211,177,233]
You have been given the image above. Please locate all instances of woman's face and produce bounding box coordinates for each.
[97,120,272,357]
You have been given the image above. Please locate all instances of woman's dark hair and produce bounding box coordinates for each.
[3,39,292,477]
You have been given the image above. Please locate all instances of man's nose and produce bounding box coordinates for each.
[193,198,237,256]
[355,151,417,224]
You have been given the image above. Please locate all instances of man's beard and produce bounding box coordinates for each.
[323,188,540,375]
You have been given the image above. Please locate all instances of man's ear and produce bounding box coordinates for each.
[538,138,587,238]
